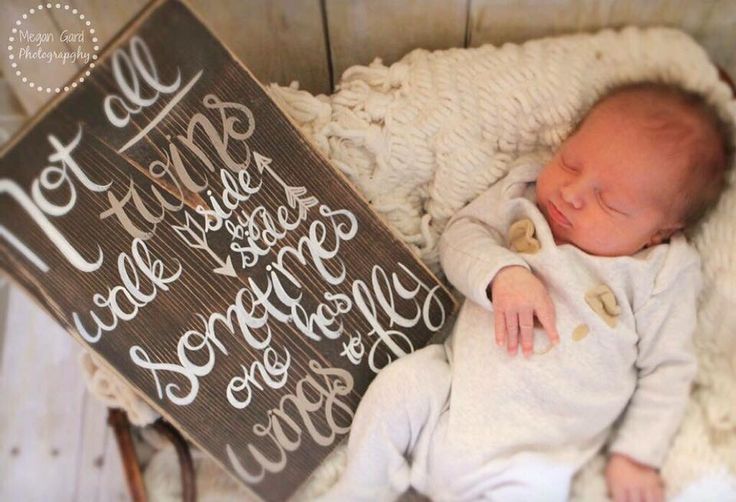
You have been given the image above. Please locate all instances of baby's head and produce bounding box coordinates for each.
[536,81,734,257]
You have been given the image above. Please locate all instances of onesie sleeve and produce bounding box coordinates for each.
[607,242,701,468]
[438,165,537,311]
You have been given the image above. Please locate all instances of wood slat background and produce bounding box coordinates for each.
[1,0,735,118]
[0,284,129,501]
[2,0,735,500]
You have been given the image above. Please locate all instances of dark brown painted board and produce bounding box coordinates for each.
[0,1,457,501]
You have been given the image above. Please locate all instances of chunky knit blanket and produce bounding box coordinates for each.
[82,25,736,500]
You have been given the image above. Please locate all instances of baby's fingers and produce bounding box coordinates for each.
[536,296,560,346]
[645,483,664,502]
[494,309,506,348]
[610,486,629,502]
[518,308,534,358]
[505,311,519,356]
[633,486,650,502]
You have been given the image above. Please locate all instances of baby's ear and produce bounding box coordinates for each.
[648,223,685,246]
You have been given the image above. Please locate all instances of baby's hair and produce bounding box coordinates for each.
[573,80,735,229]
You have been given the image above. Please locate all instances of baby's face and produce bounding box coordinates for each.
[535,99,686,257]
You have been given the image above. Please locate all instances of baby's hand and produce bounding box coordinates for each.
[489,265,560,357]
[605,453,664,502]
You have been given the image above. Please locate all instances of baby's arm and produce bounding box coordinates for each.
[605,250,701,500]
[438,176,529,309]
[438,162,559,355]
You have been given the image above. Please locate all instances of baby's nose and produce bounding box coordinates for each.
[560,185,584,209]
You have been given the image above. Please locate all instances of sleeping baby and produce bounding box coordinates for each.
[317,81,734,502]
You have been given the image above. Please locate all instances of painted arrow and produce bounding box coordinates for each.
[253,151,318,221]
[172,211,237,278]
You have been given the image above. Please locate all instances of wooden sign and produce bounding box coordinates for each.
[0,0,456,500]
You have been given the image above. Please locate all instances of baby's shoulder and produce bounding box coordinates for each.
[644,233,702,297]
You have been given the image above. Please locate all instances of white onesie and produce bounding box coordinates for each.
[318,155,700,502]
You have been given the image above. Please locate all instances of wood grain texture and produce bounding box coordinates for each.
[76,396,131,501]
[695,0,736,84]
[468,0,735,77]
[0,73,24,358]
[187,0,332,95]
[92,428,132,502]
[0,285,129,502]
[325,0,469,85]
[65,0,149,46]
[469,0,614,46]
[2,0,331,119]
[5,0,734,117]
[0,285,80,501]
[0,1,457,500]
[0,278,6,361]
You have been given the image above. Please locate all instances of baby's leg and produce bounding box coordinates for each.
[317,343,452,502]
[455,453,573,502]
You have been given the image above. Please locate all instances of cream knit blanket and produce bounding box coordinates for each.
[82,25,736,499]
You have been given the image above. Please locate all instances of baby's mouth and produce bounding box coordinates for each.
[547,201,572,228]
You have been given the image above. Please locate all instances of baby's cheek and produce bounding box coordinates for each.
[535,172,553,200]
[574,225,630,256]
[563,223,597,251]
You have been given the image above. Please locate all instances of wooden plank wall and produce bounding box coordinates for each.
[2,0,735,119]
[0,68,24,366]
[0,286,129,501]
